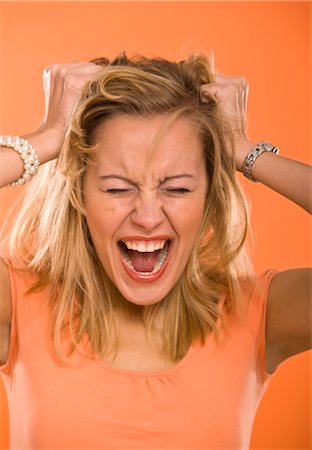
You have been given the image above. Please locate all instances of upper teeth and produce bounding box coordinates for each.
[122,240,167,252]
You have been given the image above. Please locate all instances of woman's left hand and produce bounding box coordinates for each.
[200,74,254,171]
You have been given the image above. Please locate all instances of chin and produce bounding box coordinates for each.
[113,278,174,307]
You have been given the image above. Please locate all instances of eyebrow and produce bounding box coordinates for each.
[161,174,195,183]
[99,175,137,185]
[99,174,195,184]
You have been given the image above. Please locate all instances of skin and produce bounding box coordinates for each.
[83,114,208,309]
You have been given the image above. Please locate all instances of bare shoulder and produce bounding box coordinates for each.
[0,256,12,326]
[266,268,312,373]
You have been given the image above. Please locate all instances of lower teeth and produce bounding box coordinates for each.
[122,243,169,275]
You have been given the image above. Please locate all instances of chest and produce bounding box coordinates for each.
[6,329,260,450]
[102,328,186,372]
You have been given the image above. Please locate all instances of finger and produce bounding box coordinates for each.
[71,62,104,78]
[200,81,226,95]
[68,59,88,64]
[208,50,215,75]
[43,66,51,87]
[43,66,51,98]
[90,57,110,67]
[214,74,244,85]
[242,85,249,116]
[200,84,219,103]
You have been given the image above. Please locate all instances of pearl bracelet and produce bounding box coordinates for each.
[0,135,40,187]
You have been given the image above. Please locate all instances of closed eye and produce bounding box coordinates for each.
[165,188,191,194]
[105,189,132,194]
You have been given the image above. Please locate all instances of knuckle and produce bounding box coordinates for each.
[49,63,61,75]
[239,76,249,87]
[64,72,79,87]
[58,64,68,78]
[42,66,51,79]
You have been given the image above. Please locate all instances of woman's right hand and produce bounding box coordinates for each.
[33,62,103,162]
[0,62,102,188]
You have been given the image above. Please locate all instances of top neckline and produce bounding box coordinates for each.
[91,338,200,377]
[77,296,227,378]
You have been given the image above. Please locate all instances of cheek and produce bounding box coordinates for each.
[183,211,205,244]
[85,207,113,245]
[84,194,131,245]
[167,196,205,229]
[83,191,110,244]
[163,204,205,258]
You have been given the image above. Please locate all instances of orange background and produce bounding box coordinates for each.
[0,1,311,448]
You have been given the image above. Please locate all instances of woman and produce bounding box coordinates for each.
[0,53,311,449]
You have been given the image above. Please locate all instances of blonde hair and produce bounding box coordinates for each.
[3,53,253,363]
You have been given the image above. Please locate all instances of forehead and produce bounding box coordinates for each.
[91,114,204,177]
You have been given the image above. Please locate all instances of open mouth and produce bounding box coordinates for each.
[118,239,171,276]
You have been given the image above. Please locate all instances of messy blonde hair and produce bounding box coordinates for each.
[4,53,253,363]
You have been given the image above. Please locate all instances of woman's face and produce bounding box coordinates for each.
[83,114,208,306]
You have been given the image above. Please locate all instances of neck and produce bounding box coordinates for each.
[114,298,145,324]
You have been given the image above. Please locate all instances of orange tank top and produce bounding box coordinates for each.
[1,261,277,449]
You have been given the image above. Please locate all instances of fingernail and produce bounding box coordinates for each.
[209,49,215,72]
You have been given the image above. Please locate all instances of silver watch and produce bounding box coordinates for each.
[242,141,279,182]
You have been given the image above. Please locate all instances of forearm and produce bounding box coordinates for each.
[236,140,312,214]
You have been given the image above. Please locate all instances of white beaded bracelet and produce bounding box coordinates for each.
[0,135,40,187]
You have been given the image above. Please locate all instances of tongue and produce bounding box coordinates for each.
[127,249,160,273]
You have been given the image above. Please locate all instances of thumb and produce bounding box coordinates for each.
[200,83,219,103]
[42,67,51,121]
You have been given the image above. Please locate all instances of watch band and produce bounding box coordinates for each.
[242,141,279,182]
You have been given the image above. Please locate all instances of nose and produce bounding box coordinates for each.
[131,192,165,231]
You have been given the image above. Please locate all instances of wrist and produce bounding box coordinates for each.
[24,127,65,164]
[232,137,255,172]
[242,141,280,182]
